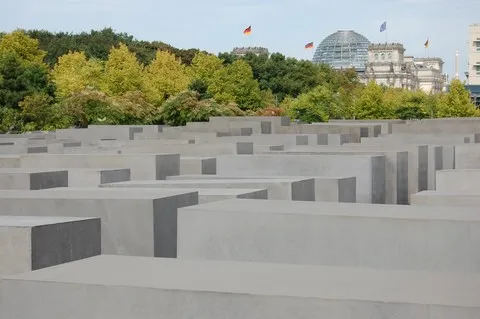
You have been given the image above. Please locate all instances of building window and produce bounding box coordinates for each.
[375,53,379,61]
[381,53,385,60]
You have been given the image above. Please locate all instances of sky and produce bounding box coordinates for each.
[1,0,478,80]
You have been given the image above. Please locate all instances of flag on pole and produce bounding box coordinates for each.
[305,42,314,49]
[424,38,429,48]
[243,26,252,35]
[380,21,387,32]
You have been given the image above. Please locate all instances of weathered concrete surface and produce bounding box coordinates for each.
[2,255,480,319]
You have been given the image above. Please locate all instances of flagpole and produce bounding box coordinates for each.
[385,29,388,44]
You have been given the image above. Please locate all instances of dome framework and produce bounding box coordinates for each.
[313,30,371,71]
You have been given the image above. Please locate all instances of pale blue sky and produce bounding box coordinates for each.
[1,0,478,79]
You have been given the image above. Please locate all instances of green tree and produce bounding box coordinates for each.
[208,59,263,110]
[100,43,143,96]
[143,50,190,105]
[354,81,394,119]
[190,52,223,83]
[286,85,335,123]
[52,51,103,99]
[18,92,53,126]
[437,79,478,117]
[109,91,158,124]
[0,52,54,109]
[0,30,46,65]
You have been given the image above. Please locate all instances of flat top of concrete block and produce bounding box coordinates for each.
[168,174,353,180]
[180,199,480,222]
[108,178,312,186]
[180,156,216,160]
[0,155,20,159]
[149,187,266,195]
[0,188,197,200]
[58,168,130,172]
[0,215,97,227]
[0,168,68,174]
[20,153,177,158]
[413,191,480,197]
[238,154,384,159]
[4,255,478,307]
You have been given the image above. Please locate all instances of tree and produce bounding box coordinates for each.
[160,90,244,126]
[100,43,143,96]
[0,52,53,109]
[208,59,263,110]
[57,88,122,127]
[354,81,394,119]
[0,30,46,66]
[51,51,103,99]
[18,92,57,130]
[286,85,336,123]
[189,52,223,83]
[109,91,159,124]
[437,79,478,117]
[143,50,190,105]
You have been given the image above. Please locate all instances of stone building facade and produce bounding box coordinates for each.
[361,43,446,93]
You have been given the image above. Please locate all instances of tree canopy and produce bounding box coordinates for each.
[0,28,477,132]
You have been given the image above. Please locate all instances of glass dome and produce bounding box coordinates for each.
[312,30,371,71]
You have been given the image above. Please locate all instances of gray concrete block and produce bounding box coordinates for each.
[436,169,480,192]
[268,146,408,205]
[216,154,385,203]
[178,199,480,273]
[455,144,480,169]
[0,216,100,277]
[180,157,216,175]
[65,168,131,187]
[101,178,315,201]
[0,168,68,190]
[411,190,480,207]
[165,174,356,203]
[141,187,268,203]
[1,255,479,319]
[0,188,198,258]
[19,153,179,180]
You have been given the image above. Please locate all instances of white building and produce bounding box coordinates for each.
[361,43,446,93]
[467,24,480,85]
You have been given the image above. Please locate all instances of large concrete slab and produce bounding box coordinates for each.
[0,188,198,257]
[18,153,179,180]
[101,178,315,201]
[2,255,479,319]
[0,168,68,190]
[216,154,385,203]
[165,174,356,203]
[266,146,408,204]
[436,169,480,192]
[137,187,268,203]
[0,216,100,277]
[178,199,480,273]
[180,157,216,175]
[67,168,131,187]
[411,190,480,207]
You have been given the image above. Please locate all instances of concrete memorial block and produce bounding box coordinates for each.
[276,123,379,142]
[0,145,48,155]
[0,216,101,277]
[132,187,267,203]
[329,119,406,134]
[178,199,480,273]
[0,168,68,190]
[66,168,131,187]
[101,178,315,201]
[316,133,354,145]
[216,154,385,203]
[2,255,480,319]
[435,169,480,192]
[454,144,480,169]
[411,190,480,207]
[0,188,198,258]
[208,116,290,134]
[0,155,20,168]
[391,117,480,134]
[355,141,428,201]
[268,146,408,205]
[180,157,216,175]
[166,174,356,203]
[19,153,179,180]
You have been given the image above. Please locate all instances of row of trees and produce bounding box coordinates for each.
[0,28,477,132]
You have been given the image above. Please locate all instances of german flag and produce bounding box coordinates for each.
[243,25,252,35]
[424,38,429,48]
[305,42,314,49]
